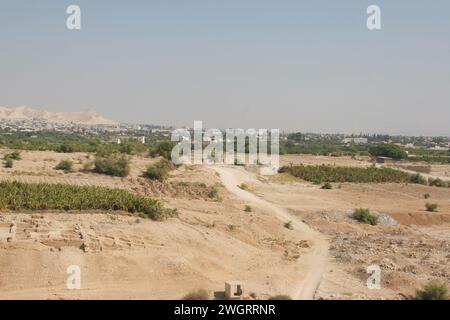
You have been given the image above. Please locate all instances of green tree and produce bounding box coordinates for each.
[149,141,176,160]
[369,144,407,159]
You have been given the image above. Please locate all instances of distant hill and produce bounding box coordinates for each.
[0,106,116,125]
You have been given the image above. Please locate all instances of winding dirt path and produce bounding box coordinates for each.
[211,165,329,300]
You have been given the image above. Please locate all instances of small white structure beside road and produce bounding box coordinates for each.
[225,281,243,300]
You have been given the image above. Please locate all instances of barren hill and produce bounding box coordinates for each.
[0,106,116,125]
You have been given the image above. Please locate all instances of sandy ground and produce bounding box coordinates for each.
[0,150,449,299]
[254,159,450,299]
[211,165,328,299]
[0,150,314,300]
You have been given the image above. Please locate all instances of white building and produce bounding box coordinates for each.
[342,137,368,144]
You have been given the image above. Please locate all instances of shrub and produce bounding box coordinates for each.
[410,173,428,185]
[269,295,292,300]
[144,159,173,181]
[244,205,252,212]
[207,186,219,199]
[284,221,293,230]
[4,158,13,168]
[94,154,130,177]
[238,183,249,190]
[321,182,333,189]
[424,193,430,199]
[416,282,448,300]
[352,208,378,226]
[4,151,21,161]
[144,165,167,181]
[55,160,73,172]
[369,144,408,159]
[57,143,75,153]
[182,289,210,300]
[425,203,438,212]
[0,181,174,220]
[119,142,148,155]
[428,177,448,188]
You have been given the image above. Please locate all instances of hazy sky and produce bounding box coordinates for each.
[0,0,449,135]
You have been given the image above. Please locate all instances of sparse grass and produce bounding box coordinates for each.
[182,289,210,300]
[352,208,379,226]
[268,294,292,300]
[244,205,252,212]
[284,221,293,230]
[0,181,174,220]
[416,282,448,300]
[55,160,73,172]
[93,154,130,177]
[321,182,333,189]
[425,203,438,212]
[172,181,220,200]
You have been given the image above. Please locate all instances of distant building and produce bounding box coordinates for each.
[342,137,368,145]
[428,146,449,151]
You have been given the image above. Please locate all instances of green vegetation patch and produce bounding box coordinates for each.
[428,177,448,188]
[416,282,448,300]
[144,158,173,181]
[149,141,176,160]
[4,151,22,160]
[94,154,130,177]
[268,295,293,300]
[279,165,411,184]
[425,203,438,212]
[369,144,408,159]
[410,173,428,185]
[352,208,379,226]
[4,158,13,168]
[182,289,210,300]
[55,159,73,172]
[0,181,175,220]
[321,182,333,189]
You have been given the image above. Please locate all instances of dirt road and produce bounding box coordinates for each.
[211,165,329,300]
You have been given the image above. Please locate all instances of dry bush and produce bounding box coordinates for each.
[182,289,210,300]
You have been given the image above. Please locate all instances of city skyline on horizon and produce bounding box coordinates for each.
[1,1,449,136]
[2,104,450,139]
